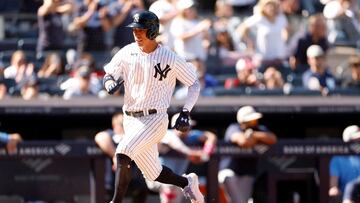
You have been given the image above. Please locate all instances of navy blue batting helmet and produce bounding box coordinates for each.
[126,11,160,40]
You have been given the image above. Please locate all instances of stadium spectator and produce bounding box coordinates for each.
[170,0,211,62]
[0,80,7,100]
[263,66,285,89]
[329,125,360,201]
[94,112,148,203]
[0,131,23,154]
[147,113,216,203]
[302,45,336,95]
[323,0,360,45]
[69,0,111,51]
[149,0,178,49]
[37,0,74,55]
[19,76,41,100]
[0,65,6,99]
[289,13,329,74]
[237,0,289,72]
[224,57,262,89]
[4,50,35,83]
[211,0,243,64]
[341,55,360,88]
[37,52,64,78]
[219,105,277,203]
[106,0,144,50]
[61,65,102,99]
[280,0,306,41]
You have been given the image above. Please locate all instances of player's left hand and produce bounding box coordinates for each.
[174,109,191,132]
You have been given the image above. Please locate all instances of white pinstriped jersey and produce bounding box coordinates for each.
[104,43,198,111]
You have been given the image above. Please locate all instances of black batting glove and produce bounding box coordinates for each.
[174,109,191,132]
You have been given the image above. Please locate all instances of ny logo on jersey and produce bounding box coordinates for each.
[153,63,171,81]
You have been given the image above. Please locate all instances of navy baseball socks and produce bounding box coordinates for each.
[110,154,132,203]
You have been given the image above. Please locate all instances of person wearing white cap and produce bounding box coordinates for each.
[329,125,360,201]
[223,57,262,89]
[146,113,217,203]
[149,0,178,49]
[219,105,277,203]
[170,0,211,62]
[302,44,336,94]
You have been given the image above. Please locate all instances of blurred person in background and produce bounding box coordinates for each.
[105,0,144,50]
[263,66,285,89]
[0,80,6,99]
[0,131,23,154]
[4,50,35,84]
[149,0,178,50]
[37,0,74,55]
[329,125,360,202]
[237,0,289,72]
[37,52,65,78]
[147,113,216,203]
[0,65,7,99]
[323,0,360,45]
[302,44,336,95]
[341,55,360,88]
[94,112,148,203]
[224,57,262,89]
[219,105,277,203]
[289,13,329,74]
[170,0,211,64]
[19,76,41,100]
[61,65,102,99]
[211,0,243,63]
[69,0,111,51]
[280,0,306,41]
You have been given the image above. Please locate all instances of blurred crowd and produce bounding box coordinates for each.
[0,0,360,100]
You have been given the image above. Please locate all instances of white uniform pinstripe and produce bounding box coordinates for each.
[104,43,198,180]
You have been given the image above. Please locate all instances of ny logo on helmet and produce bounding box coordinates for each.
[134,15,140,23]
[154,63,171,81]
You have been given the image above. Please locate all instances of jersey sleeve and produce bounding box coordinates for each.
[104,48,125,80]
[329,157,340,177]
[174,58,198,86]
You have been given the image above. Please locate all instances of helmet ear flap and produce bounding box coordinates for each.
[146,24,159,40]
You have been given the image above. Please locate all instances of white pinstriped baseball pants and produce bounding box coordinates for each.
[115,112,168,181]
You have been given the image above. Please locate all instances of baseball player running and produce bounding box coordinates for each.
[103,10,204,203]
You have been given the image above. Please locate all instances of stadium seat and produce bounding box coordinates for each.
[0,39,18,51]
[17,38,37,51]
[0,0,21,12]
[244,87,284,96]
[286,74,303,87]
[329,87,360,96]
[212,87,244,96]
[38,77,65,96]
[89,51,111,70]
[286,87,322,96]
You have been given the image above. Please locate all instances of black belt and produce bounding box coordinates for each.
[125,109,157,117]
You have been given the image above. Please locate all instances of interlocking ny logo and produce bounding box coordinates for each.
[154,63,171,81]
